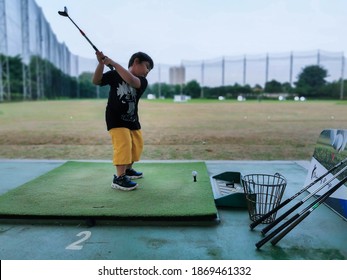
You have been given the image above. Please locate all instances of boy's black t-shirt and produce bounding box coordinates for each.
[100,70,148,131]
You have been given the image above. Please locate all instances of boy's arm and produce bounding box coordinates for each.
[92,62,104,85]
[93,51,141,89]
[92,51,106,85]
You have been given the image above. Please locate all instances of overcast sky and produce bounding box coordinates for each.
[35,0,347,65]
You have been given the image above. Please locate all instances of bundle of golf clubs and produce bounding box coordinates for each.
[250,157,347,249]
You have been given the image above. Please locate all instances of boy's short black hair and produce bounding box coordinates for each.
[128,52,154,70]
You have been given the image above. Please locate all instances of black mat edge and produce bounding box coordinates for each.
[0,213,220,227]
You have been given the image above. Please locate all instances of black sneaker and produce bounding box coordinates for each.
[125,168,143,179]
[111,175,138,191]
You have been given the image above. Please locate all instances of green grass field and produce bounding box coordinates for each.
[0,99,346,160]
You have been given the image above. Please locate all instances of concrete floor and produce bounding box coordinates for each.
[0,159,346,260]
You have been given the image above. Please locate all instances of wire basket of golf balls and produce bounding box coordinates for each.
[241,173,287,224]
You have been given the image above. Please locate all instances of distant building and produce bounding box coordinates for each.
[169,66,185,85]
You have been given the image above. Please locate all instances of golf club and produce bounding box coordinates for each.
[255,175,347,249]
[249,157,347,229]
[58,6,114,70]
[270,175,347,246]
[261,163,347,235]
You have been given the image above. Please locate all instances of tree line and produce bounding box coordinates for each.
[0,54,109,101]
[150,65,345,100]
[0,54,345,101]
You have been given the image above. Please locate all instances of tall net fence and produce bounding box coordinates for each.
[181,51,345,87]
[80,50,345,90]
[0,0,346,101]
[0,0,80,100]
[1,0,73,73]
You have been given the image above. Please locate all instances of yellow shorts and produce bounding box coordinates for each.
[109,128,143,165]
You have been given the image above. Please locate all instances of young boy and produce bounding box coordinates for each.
[92,51,154,191]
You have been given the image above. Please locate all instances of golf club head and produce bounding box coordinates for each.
[58,6,68,17]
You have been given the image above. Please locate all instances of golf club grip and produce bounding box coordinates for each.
[270,211,310,246]
[261,201,303,235]
[255,213,300,249]
[100,56,114,70]
[250,157,347,229]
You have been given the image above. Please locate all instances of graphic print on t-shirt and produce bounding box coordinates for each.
[117,81,137,122]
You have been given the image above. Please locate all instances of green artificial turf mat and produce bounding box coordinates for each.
[0,161,218,222]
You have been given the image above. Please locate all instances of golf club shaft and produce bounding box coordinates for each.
[249,157,347,229]
[68,16,114,71]
[66,16,99,51]
[261,164,347,235]
[59,7,114,70]
[270,175,347,246]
